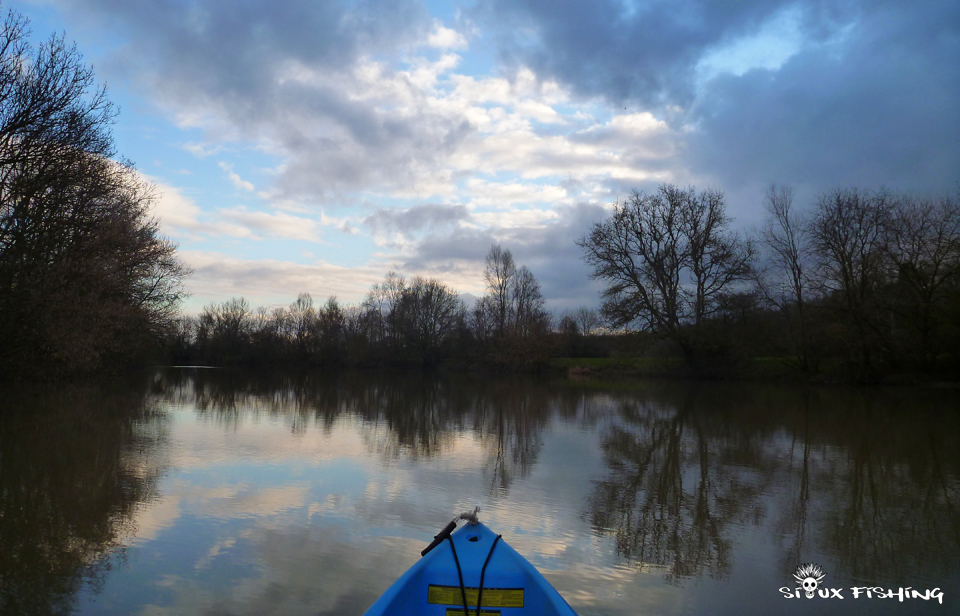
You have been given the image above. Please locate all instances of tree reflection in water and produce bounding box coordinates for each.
[810,389,960,582]
[587,385,773,583]
[0,378,168,615]
[152,369,560,496]
[586,383,960,586]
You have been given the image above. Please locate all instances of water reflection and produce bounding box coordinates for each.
[585,383,960,586]
[153,369,563,495]
[587,385,770,583]
[807,389,960,582]
[0,378,168,615]
[3,370,959,615]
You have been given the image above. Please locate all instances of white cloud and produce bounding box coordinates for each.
[426,21,468,50]
[131,495,181,543]
[149,179,207,236]
[182,141,221,158]
[219,161,255,192]
[464,179,568,208]
[218,206,323,242]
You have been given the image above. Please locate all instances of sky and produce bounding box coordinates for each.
[9,0,960,314]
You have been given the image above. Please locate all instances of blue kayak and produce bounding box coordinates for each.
[363,513,579,615]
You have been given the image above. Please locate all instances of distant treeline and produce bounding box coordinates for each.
[166,245,557,370]
[169,184,960,382]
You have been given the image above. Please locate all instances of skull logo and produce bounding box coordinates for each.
[793,563,826,599]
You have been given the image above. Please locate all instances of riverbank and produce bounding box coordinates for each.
[550,356,960,386]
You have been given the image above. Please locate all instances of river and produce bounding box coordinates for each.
[1,368,958,615]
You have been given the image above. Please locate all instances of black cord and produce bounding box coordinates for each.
[446,535,470,616]
[475,534,502,616]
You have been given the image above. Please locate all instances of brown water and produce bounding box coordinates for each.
[1,368,958,615]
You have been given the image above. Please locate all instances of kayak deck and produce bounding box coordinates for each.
[363,521,578,615]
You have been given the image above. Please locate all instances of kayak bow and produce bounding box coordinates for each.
[363,513,578,615]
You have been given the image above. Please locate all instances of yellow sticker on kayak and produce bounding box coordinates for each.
[428,585,524,608]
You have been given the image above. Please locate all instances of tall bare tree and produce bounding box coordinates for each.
[881,194,960,366]
[756,185,818,372]
[578,184,753,363]
[361,271,405,346]
[810,188,893,373]
[391,277,464,362]
[573,306,600,336]
[287,292,316,355]
[484,244,516,338]
[511,265,547,337]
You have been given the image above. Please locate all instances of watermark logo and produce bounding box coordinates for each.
[794,563,826,599]
[779,563,944,604]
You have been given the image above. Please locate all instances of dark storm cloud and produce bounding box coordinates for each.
[504,202,609,308]
[475,0,959,200]
[473,0,846,106]
[689,1,960,194]
[403,227,498,268]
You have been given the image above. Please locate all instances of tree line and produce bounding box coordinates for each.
[579,184,960,380]
[167,244,555,369]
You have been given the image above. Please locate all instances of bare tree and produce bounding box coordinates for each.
[756,185,818,372]
[680,185,756,324]
[315,296,347,363]
[484,244,516,337]
[197,298,251,363]
[361,271,405,345]
[573,306,600,336]
[391,277,464,362]
[810,188,893,372]
[881,194,960,365]
[577,184,754,363]
[287,292,316,355]
[511,265,548,337]
[471,295,497,341]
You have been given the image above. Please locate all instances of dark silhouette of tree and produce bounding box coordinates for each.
[810,188,893,376]
[361,271,406,351]
[0,7,189,376]
[287,292,316,358]
[577,184,754,367]
[881,194,960,368]
[484,244,517,338]
[573,306,600,336]
[474,244,551,366]
[314,296,348,364]
[389,277,465,363]
[196,297,251,363]
[510,265,548,337]
[755,185,820,373]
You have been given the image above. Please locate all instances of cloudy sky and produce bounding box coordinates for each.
[12,0,959,313]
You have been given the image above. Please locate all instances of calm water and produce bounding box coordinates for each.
[1,369,959,615]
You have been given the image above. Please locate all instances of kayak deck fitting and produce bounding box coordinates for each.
[363,510,578,615]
